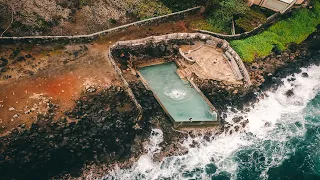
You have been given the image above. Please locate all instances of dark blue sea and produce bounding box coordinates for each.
[104,65,320,180]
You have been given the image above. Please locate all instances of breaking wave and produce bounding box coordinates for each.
[103,64,320,180]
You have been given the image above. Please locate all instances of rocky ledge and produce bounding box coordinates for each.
[194,27,320,129]
[0,27,319,179]
[0,86,151,179]
[100,28,320,171]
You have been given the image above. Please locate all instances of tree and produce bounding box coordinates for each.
[208,0,249,32]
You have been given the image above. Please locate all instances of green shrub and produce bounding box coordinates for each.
[231,2,320,62]
[162,0,249,34]
[109,18,117,24]
[207,0,249,33]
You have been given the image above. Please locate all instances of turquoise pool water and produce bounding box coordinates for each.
[139,62,217,122]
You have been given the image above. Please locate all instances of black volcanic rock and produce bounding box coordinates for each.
[302,72,309,77]
[0,86,150,180]
[285,89,294,97]
[0,57,8,67]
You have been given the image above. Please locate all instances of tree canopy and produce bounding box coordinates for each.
[208,0,249,32]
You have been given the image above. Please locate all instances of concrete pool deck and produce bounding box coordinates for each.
[178,41,243,85]
[109,32,252,128]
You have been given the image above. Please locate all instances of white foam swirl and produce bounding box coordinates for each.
[103,65,320,180]
[164,88,188,101]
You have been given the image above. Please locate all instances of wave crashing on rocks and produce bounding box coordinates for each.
[104,64,320,179]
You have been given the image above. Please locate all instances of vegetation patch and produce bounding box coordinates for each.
[235,8,267,32]
[135,0,172,20]
[231,2,320,62]
[206,0,249,33]
[186,0,250,34]
[189,19,226,34]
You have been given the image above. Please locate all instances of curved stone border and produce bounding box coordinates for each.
[0,7,201,44]
[198,13,280,40]
[178,48,196,63]
[110,32,252,86]
[178,42,206,63]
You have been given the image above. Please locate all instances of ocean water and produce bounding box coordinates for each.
[103,64,320,180]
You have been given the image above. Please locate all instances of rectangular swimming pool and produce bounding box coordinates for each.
[139,62,217,123]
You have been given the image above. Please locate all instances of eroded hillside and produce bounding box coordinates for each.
[0,0,171,36]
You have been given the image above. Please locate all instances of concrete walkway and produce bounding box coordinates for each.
[178,41,243,85]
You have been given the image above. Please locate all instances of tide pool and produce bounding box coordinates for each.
[139,62,217,122]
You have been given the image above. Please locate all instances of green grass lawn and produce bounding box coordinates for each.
[230,2,320,62]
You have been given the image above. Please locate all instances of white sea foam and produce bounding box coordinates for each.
[164,88,188,101]
[147,129,164,156]
[103,65,320,180]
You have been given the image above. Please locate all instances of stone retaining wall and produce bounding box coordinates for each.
[223,53,243,80]
[110,32,252,86]
[108,50,143,122]
[0,7,201,44]
[104,32,253,128]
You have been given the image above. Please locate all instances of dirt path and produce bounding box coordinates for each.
[0,43,120,134]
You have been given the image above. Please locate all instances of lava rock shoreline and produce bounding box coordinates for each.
[0,27,319,179]
[0,87,151,179]
[196,27,320,114]
[192,27,320,133]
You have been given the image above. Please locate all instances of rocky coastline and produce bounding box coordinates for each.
[0,26,319,179]
[195,26,320,130]
[82,28,320,178]
[111,27,320,114]
[0,86,152,179]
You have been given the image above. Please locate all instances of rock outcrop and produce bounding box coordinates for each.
[0,86,150,179]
